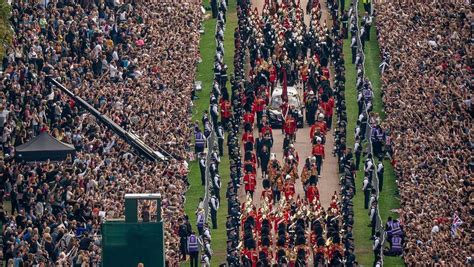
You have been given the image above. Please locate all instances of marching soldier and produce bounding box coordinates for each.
[284,113,297,142]
[243,110,255,128]
[305,90,318,125]
[255,93,266,126]
[284,177,295,200]
[312,139,325,176]
[244,170,257,198]
[306,183,319,203]
[220,96,232,129]
[258,145,271,178]
[310,113,328,140]
[300,157,311,190]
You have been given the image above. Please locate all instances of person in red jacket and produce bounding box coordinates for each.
[320,97,334,129]
[243,110,255,128]
[242,248,254,266]
[310,113,327,140]
[260,122,273,137]
[255,94,266,126]
[312,139,325,176]
[283,114,297,141]
[242,129,255,144]
[244,170,257,198]
[250,248,258,267]
[261,188,273,203]
[220,98,232,129]
[327,96,335,129]
[306,184,319,202]
[284,178,295,200]
[321,66,330,80]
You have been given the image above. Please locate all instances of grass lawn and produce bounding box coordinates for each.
[183,1,237,266]
[0,1,12,61]
[342,1,404,266]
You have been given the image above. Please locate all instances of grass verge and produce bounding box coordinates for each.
[184,1,237,265]
[341,1,404,266]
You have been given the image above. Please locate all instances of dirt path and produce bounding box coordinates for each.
[238,0,340,208]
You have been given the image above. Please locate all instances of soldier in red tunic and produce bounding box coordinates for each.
[312,139,325,176]
[284,113,297,141]
[310,113,328,139]
[284,179,295,201]
[260,188,273,203]
[244,170,257,198]
[255,93,266,125]
[242,128,255,144]
[243,110,255,128]
[306,184,319,203]
[220,97,232,129]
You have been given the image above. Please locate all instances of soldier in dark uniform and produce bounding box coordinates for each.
[305,90,318,125]
[211,0,218,18]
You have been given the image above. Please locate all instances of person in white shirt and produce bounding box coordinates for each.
[109,62,118,80]
[377,160,384,191]
[362,12,373,40]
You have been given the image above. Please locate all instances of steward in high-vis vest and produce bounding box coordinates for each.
[385,235,402,256]
[387,219,403,239]
[187,232,199,267]
[196,209,205,236]
[195,129,206,155]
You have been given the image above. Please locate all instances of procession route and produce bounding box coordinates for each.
[239,0,340,209]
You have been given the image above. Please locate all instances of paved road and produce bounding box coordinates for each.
[239,0,340,208]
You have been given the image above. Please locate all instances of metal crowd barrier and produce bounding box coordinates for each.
[203,131,217,223]
[200,0,226,253]
[351,0,385,264]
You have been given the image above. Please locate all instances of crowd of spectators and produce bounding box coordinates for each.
[375,2,471,265]
[0,0,201,265]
